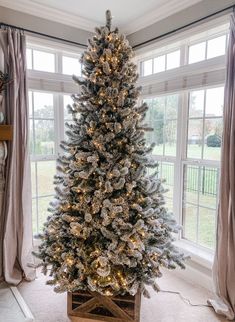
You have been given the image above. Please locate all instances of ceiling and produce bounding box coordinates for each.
[0,0,203,34]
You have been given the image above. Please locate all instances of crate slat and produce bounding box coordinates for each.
[68,290,141,322]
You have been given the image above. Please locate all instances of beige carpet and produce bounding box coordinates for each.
[18,269,227,322]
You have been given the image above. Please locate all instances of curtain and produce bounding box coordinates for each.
[0,28,35,284]
[208,13,235,320]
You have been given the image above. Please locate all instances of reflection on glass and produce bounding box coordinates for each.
[187,119,203,158]
[33,50,55,73]
[188,42,206,64]
[63,56,81,76]
[205,87,224,117]
[143,59,152,76]
[37,161,56,196]
[204,118,223,161]
[153,55,165,73]
[166,50,180,70]
[34,119,55,155]
[207,35,226,59]
[189,90,204,118]
[198,207,215,249]
[34,92,54,119]
[183,203,197,242]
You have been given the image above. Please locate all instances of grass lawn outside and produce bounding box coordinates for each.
[31,144,219,250]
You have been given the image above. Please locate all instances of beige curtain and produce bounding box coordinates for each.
[208,13,235,320]
[0,28,35,284]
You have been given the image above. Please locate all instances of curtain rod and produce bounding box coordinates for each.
[133,4,235,49]
[0,21,87,48]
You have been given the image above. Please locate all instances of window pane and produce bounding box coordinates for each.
[204,118,223,161]
[33,92,54,119]
[205,87,224,117]
[153,55,165,73]
[32,199,37,235]
[63,56,81,76]
[142,59,152,76]
[165,120,177,156]
[183,203,197,242]
[189,90,204,118]
[28,91,33,118]
[199,166,218,209]
[34,120,55,155]
[31,162,36,197]
[187,119,203,158]
[198,207,215,249]
[38,196,53,232]
[207,35,226,59]
[183,165,199,204]
[29,120,34,154]
[33,50,55,73]
[188,42,206,64]
[63,95,73,120]
[166,94,178,119]
[26,48,32,69]
[161,162,174,203]
[37,161,56,196]
[166,50,180,70]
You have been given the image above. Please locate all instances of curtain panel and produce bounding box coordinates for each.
[209,12,235,320]
[0,28,35,284]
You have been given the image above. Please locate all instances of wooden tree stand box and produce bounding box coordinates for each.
[67,290,141,322]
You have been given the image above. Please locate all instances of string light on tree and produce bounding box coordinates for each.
[33,9,185,298]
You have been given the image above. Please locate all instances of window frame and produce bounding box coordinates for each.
[136,15,229,262]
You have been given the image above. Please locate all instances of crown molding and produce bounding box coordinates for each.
[0,0,98,32]
[122,0,204,34]
[0,0,203,35]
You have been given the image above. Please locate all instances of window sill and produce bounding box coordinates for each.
[174,239,214,270]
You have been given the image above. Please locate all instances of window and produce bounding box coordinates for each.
[29,90,57,234]
[26,48,55,72]
[62,55,82,76]
[188,34,227,64]
[144,94,178,156]
[138,18,229,253]
[27,38,82,235]
[141,49,181,76]
[140,28,228,77]
[26,42,81,76]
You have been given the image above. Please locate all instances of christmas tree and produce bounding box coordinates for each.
[34,10,185,297]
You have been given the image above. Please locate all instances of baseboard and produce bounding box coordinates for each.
[172,260,214,292]
[10,286,34,322]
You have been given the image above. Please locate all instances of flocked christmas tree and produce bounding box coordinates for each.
[34,10,185,297]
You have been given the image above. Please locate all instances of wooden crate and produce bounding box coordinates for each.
[67,290,141,322]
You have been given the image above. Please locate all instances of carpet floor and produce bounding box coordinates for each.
[18,270,227,322]
[0,282,27,322]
